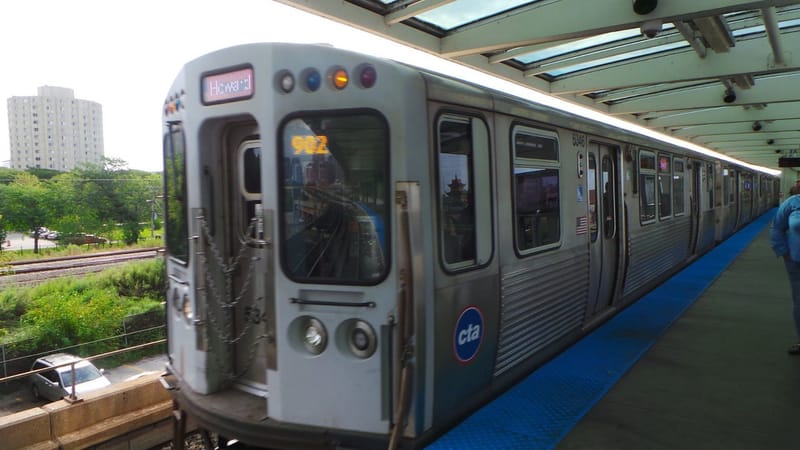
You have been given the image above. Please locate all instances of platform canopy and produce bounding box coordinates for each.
[276,0,800,173]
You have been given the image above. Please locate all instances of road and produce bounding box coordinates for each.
[0,354,167,417]
[2,232,57,252]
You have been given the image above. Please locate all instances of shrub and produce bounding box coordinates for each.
[21,286,127,351]
[97,258,165,299]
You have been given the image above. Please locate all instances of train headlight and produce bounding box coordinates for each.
[302,317,328,355]
[348,320,377,359]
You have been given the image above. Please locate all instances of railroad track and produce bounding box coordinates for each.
[0,248,162,287]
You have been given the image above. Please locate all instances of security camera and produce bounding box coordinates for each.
[640,19,663,38]
[723,88,736,103]
[633,0,658,15]
[752,121,762,131]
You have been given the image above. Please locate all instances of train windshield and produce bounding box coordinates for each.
[280,112,389,284]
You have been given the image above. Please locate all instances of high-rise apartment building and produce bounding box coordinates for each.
[7,86,104,171]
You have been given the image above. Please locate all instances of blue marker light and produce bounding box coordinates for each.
[305,69,321,92]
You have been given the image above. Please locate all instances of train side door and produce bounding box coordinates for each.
[688,160,702,254]
[586,143,620,318]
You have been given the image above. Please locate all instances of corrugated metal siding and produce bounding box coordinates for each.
[494,249,589,377]
[624,217,691,297]
[696,210,717,253]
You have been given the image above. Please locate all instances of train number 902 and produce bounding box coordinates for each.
[291,135,331,155]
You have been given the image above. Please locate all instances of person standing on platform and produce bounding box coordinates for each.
[790,180,800,196]
[770,192,800,355]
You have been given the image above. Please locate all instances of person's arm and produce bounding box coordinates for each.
[771,202,791,259]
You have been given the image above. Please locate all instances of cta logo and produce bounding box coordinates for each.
[453,306,484,364]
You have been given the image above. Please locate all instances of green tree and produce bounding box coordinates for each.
[0,213,7,253]
[73,158,161,245]
[0,173,55,253]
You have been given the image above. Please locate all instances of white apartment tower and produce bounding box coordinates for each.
[7,86,104,171]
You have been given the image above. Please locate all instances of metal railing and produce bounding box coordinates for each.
[0,339,166,403]
[1,309,164,379]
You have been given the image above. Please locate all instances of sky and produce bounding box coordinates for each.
[1,0,777,175]
[1,0,452,172]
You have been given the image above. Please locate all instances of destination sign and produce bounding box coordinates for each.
[202,67,254,104]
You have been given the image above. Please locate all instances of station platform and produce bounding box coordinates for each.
[429,209,800,450]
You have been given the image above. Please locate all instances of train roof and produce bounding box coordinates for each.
[276,1,800,174]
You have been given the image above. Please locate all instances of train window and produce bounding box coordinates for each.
[658,154,672,219]
[588,154,598,242]
[279,112,390,285]
[240,145,262,195]
[437,114,492,270]
[673,159,685,215]
[601,155,615,238]
[512,126,560,253]
[728,170,736,204]
[238,142,262,236]
[706,163,715,210]
[638,150,656,224]
[163,123,189,264]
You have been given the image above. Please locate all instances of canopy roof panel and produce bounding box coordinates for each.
[277,0,800,172]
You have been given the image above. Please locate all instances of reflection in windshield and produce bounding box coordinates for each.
[281,114,389,284]
[60,364,103,387]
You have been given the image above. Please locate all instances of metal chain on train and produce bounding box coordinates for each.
[196,213,269,381]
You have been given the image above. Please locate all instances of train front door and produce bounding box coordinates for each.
[586,143,620,319]
[217,123,271,394]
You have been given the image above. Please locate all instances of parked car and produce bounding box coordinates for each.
[30,353,111,401]
[29,227,48,238]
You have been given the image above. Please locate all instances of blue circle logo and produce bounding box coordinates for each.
[453,306,484,363]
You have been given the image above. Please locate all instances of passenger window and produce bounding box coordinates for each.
[512,126,560,253]
[437,114,492,270]
[238,142,262,236]
[601,155,615,238]
[658,154,672,219]
[722,167,731,205]
[673,159,685,215]
[588,154,598,242]
[706,163,715,210]
[639,150,656,224]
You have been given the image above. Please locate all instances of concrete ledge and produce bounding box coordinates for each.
[57,399,172,450]
[1,373,185,449]
[40,373,172,449]
[0,407,58,449]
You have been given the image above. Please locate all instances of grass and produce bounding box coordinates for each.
[0,235,163,264]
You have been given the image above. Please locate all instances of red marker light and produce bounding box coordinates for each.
[359,65,377,88]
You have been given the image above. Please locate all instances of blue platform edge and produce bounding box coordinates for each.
[429,209,775,450]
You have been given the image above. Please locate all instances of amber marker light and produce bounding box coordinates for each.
[332,68,349,89]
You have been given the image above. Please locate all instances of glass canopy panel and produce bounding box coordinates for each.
[415,0,538,30]
[514,29,641,64]
[546,41,687,77]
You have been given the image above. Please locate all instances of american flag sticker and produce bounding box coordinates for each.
[576,216,588,235]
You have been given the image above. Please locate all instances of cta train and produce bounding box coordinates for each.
[160,42,777,449]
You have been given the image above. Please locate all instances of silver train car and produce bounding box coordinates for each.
[160,43,778,449]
